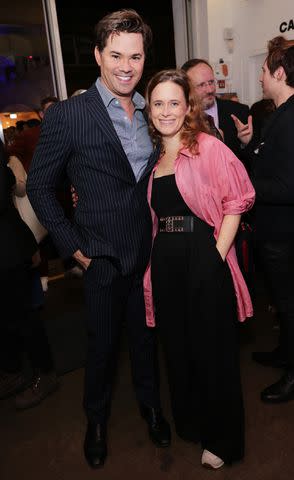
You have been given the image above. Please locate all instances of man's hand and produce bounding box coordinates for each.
[231,114,253,145]
[73,249,91,270]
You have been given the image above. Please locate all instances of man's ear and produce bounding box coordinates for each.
[274,66,285,81]
[94,46,101,67]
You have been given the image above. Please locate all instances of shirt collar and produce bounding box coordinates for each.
[204,100,219,128]
[95,78,146,110]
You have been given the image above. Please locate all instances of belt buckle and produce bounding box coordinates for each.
[166,217,173,232]
[159,216,185,233]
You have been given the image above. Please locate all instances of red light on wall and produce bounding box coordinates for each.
[28,55,33,59]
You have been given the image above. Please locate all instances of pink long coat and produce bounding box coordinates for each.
[143,132,255,327]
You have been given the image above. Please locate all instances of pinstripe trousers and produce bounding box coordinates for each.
[83,258,160,424]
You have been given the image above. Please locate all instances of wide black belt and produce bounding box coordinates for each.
[158,215,195,233]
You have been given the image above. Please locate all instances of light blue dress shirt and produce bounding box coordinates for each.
[96,78,153,182]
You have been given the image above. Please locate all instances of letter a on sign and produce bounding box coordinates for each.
[288,19,294,31]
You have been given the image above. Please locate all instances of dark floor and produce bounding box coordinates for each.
[1,271,294,480]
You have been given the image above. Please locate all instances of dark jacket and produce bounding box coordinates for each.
[217,97,249,161]
[249,94,294,238]
[27,84,158,275]
[0,142,37,270]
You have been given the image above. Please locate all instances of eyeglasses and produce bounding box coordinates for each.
[194,79,216,89]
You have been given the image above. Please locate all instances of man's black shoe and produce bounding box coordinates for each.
[252,347,287,368]
[140,405,171,447]
[84,423,107,468]
[261,371,294,403]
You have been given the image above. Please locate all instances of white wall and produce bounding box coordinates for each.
[196,0,294,105]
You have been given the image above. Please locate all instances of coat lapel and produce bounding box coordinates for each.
[84,84,159,185]
[261,94,294,140]
[85,84,128,161]
[140,144,161,182]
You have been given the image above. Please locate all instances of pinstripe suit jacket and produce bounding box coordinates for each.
[27,84,159,275]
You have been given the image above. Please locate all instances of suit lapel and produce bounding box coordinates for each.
[85,84,159,185]
[262,94,294,140]
[140,144,160,182]
[216,98,226,130]
[85,85,128,160]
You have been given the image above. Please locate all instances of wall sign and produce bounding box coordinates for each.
[279,19,294,33]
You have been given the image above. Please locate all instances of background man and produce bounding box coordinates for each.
[182,58,249,160]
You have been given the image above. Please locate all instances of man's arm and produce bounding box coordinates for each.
[27,102,80,258]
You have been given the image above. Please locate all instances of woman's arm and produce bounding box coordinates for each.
[216,214,241,260]
[8,156,27,197]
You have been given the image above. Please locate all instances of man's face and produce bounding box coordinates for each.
[259,60,276,100]
[95,32,145,99]
[186,63,216,110]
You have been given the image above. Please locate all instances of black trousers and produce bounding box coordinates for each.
[83,258,160,424]
[0,265,54,374]
[256,238,294,368]
[151,219,244,464]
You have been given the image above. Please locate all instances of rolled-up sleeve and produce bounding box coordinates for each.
[216,142,255,215]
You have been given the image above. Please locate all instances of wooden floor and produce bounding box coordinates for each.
[1,273,294,480]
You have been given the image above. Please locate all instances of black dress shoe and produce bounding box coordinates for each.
[252,347,287,368]
[140,405,171,447]
[84,423,107,468]
[261,371,294,403]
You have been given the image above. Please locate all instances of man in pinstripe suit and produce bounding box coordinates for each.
[27,9,170,469]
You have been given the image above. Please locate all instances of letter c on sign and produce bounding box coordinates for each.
[279,22,287,33]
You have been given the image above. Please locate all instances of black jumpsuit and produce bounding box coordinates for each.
[151,174,244,464]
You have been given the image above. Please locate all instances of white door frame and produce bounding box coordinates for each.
[42,0,67,99]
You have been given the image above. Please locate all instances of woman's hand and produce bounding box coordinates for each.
[71,185,78,208]
[73,249,91,270]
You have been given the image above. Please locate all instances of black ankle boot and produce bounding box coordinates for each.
[140,405,171,447]
[84,422,107,468]
[261,370,294,403]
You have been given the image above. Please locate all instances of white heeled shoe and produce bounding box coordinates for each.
[201,449,224,469]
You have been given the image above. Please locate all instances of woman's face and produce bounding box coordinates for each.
[149,81,190,139]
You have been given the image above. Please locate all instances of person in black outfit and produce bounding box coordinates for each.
[232,35,294,403]
[144,69,255,469]
[27,9,170,469]
[0,141,58,407]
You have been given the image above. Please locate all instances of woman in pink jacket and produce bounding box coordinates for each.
[143,70,255,469]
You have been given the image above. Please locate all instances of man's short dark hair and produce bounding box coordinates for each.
[94,9,152,56]
[40,96,58,110]
[181,58,212,72]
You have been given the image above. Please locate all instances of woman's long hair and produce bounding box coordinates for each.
[145,69,209,154]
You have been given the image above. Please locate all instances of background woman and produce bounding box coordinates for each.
[143,70,255,468]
